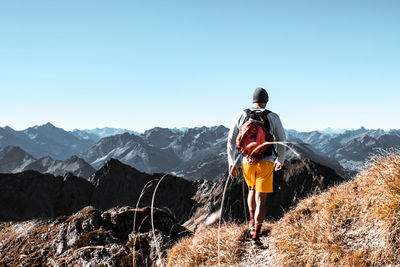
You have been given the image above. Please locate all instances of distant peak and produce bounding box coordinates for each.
[97,158,142,175]
[43,122,56,127]
[31,122,57,129]
[3,145,24,152]
[104,158,126,168]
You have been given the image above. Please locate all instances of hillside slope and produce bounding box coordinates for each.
[167,151,400,266]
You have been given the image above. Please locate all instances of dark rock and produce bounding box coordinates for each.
[90,159,197,224]
[0,171,93,221]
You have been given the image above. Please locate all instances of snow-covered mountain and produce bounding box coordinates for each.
[80,126,229,180]
[73,127,139,140]
[0,146,95,179]
[0,123,95,160]
[70,129,101,143]
[79,132,181,173]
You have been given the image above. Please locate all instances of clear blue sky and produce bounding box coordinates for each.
[1,0,399,132]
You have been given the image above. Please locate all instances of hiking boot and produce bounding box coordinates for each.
[250,224,255,236]
[251,237,262,247]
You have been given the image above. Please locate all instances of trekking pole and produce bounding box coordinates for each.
[150,174,169,267]
[132,180,156,267]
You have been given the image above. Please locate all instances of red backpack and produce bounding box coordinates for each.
[236,109,276,164]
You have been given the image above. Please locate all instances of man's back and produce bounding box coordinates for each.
[227,107,286,166]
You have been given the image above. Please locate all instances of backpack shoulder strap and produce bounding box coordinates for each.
[261,110,279,157]
[242,109,253,124]
[260,109,272,132]
[260,109,271,117]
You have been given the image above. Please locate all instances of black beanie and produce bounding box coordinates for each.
[252,87,269,103]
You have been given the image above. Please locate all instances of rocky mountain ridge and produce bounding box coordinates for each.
[0,146,95,179]
[79,126,228,180]
[287,127,400,170]
[0,157,344,224]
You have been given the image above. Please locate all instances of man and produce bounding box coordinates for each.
[227,87,286,245]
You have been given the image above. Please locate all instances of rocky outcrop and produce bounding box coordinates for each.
[0,206,189,266]
[89,158,197,224]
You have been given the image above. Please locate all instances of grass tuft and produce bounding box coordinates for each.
[270,150,400,266]
[167,223,245,266]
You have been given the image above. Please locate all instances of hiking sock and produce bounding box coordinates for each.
[250,224,255,236]
[249,210,255,226]
[252,223,262,239]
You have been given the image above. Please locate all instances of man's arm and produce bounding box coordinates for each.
[272,113,286,167]
[227,112,241,166]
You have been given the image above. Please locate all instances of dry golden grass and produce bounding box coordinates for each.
[167,151,400,266]
[167,223,246,266]
[270,151,400,266]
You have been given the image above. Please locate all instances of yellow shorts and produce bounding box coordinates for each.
[241,160,274,193]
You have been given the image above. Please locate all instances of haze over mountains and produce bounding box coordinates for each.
[0,123,399,181]
[0,123,94,160]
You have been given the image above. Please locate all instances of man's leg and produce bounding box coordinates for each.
[242,163,256,228]
[253,191,268,240]
[247,189,256,227]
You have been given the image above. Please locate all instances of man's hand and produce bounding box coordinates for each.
[274,162,282,171]
[229,165,239,178]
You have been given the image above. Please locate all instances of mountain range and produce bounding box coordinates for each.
[0,123,399,181]
[287,127,400,170]
[0,146,95,179]
[0,123,95,160]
